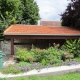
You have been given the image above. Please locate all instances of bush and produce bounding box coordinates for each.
[29,44,64,65]
[16,39,80,65]
[61,39,80,57]
[15,43,64,65]
[15,47,34,62]
[61,52,74,61]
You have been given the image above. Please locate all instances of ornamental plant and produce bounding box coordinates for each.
[15,47,34,62]
[46,45,64,64]
[61,39,80,57]
[15,43,65,65]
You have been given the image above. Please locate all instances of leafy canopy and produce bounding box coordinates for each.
[0,0,40,40]
[20,0,40,24]
[61,0,80,29]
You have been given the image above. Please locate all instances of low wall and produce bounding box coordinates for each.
[0,39,65,56]
[0,41,11,55]
[0,40,33,56]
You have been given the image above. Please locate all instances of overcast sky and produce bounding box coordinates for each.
[35,0,70,21]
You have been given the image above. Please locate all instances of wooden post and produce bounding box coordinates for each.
[10,38,14,60]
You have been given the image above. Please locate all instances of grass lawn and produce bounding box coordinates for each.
[0,72,80,80]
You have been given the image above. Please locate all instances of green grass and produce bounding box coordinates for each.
[73,57,80,62]
[1,72,80,80]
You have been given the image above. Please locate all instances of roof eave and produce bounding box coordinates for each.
[4,33,80,36]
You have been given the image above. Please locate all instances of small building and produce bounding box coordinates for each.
[4,24,80,59]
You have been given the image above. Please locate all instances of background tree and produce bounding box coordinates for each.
[0,0,22,40]
[0,0,22,27]
[0,0,40,40]
[20,0,40,24]
[61,0,80,29]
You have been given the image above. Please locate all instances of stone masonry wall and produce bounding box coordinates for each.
[0,41,11,55]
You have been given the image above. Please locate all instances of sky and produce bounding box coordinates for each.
[35,0,70,21]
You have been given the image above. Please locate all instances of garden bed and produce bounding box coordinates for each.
[1,39,80,78]
[0,62,80,78]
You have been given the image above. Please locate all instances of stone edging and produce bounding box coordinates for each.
[0,64,80,78]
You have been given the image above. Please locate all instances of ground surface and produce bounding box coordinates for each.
[1,72,80,80]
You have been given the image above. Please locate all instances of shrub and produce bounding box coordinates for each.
[30,47,49,65]
[61,39,80,57]
[15,43,65,65]
[15,47,34,62]
[61,52,74,61]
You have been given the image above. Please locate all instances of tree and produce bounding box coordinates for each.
[0,0,22,40]
[20,0,40,25]
[61,0,80,29]
[0,0,40,40]
[0,0,22,28]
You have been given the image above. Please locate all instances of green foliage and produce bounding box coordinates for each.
[15,44,64,65]
[15,39,80,65]
[0,0,40,40]
[46,47,62,64]
[0,27,5,40]
[61,39,80,57]
[0,62,32,74]
[62,39,77,53]
[61,0,80,29]
[0,65,20,74]
[30,48,48,63]
[62,52,74,61]
[73,57,80,62]
[20,0,40,24]
[0,0,22,40]
[17,61,31,66]
[0,0,40,26]
[15,48,34,62]
[0,0,22,27]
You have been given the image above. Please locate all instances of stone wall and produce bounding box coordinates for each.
[0,41,11,55]
[0,40,32,56]
[0,39,65,55]
[0,41,11,61]
[0,41,1,49]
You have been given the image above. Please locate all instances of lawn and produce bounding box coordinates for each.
[0,72,80,80]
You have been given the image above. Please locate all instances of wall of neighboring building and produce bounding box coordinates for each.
[40,21,61,26]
